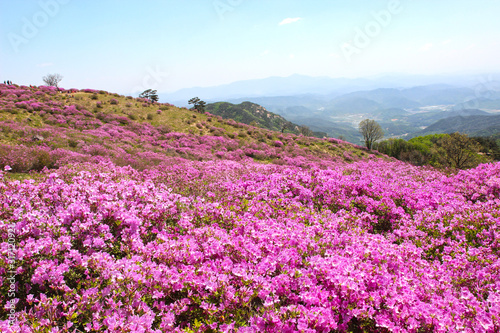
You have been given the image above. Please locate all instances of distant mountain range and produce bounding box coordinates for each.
[162,73,500,107]
[163,74,375,105]
[411,114,500,138]
[161,73,500,143]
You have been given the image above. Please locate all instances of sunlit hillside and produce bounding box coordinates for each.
[0,84,381,175]
[0,83,499,332]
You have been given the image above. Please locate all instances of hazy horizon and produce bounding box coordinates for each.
[2,0,500,95]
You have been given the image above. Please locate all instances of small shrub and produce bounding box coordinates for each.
[128,114,137,120]
[90,94,99,100]
[147,114,154,120]
[110,98,119,105]
[32,150,55,171]
[158,125,171,134]
[343,151,353,161]
[126,103,132,108]
[118,116,130,125]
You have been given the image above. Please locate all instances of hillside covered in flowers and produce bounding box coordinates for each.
[0,83,499,332]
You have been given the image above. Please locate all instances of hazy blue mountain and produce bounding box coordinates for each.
[162,74,375,106]
[309,85,489,119]
[334,88,421,109]
[365,73,500,89]
[291,117,360,143]
[323,97,381,116]
[162,73,500,107]
[407,109,490,127]
[454,97,500,111]
[414,87,475,105]
[328,85,480,109]
[277,106,317,120]
[226,95,328,115]
[374,109,487,137]
[410,114,500,138]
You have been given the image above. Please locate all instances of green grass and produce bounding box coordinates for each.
[1,88,388,167]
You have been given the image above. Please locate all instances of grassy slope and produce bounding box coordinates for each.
[0,85,386,176]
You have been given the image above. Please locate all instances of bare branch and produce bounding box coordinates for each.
[42,73,63,88]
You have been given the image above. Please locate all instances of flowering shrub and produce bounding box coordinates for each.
[82,89,99,94]
[343,151,354,161]
[1,83,499,331]
[0,159,499,332]
[273,140,284,147]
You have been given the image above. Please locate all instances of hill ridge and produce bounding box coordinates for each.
[0,83,384,174]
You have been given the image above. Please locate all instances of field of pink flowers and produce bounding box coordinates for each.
[1,157,499,332]
[0,84,499,332]
[0,83,376,174]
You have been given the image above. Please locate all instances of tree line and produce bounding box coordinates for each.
[373,133,500,169]
[356,118,498,169]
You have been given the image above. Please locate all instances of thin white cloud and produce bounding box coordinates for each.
[420,43,433,51]
[467,43,476,50]
[279,17,302,26]
[37,62,54,67]
[260,50,270,56]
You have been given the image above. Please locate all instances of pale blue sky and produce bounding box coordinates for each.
[1,0,499,95]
